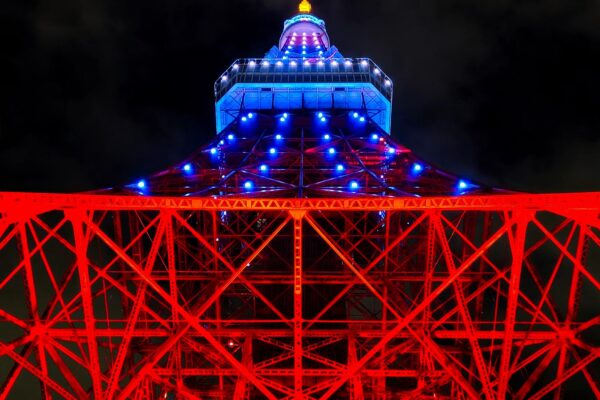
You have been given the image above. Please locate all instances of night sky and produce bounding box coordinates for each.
[1,0,599,194]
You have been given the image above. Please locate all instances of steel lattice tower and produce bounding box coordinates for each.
[1,1,599,399]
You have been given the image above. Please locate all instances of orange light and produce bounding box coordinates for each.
[299,0,312,13]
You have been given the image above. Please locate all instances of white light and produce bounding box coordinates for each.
[275,134,283,140]
[293,32,297,36]
[248,60,256,67]
[288,45,292,49]
[373,68,380,75]
[413,163,423,172]
[183,163,192,172]
[290,61,297,66]
[388,148,396,155]
[318,112,324,118]
[302,51,306,55]
[232,64,239,70]
[303,60,310,66]
[248,113,254,118]
[276,61,283,66]
[319,51,323,55]
[262,61,269,66]
[285,50,290,54]
[331,60,338,67]
[323,134,331,140]
[344,60,352,66]
[259,164,268,172]
[283,56,288,60]
[283,112,289,118]
[221,75,228,81]
[318,60,325,66]
[137,180,146,189]
[353,112,359,118]
[336,164,344,171]
[385,79,392,86]
[350,181,359,189]
[361,60,369,66]
[210,148,217,154]
[371,133,379,140]
[312,32,317,36]
[359,116,366,122]
[228,134,234,140]
[280,116,286,122]
[458,180,468,190]
[316,45,321,49]
[241,116,247,122]
[328,148,335,154]
[302,32,306,36]
[269,148,276,154]
[243,181,253,189]
[219,140,224,145]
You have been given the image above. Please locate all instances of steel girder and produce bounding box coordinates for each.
[0,193,599,399]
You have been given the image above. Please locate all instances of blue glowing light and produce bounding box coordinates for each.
[280,117,286,122]
[241,116,247,122]
[269,148,277,155]
[219,140,224,145]
[412,163,423,173]
[137,180,146,189]
[323,134,331,140]
[359,116,366,122]
[349,181,359,190]
[283,112,289,118]
[328,148,336,155]
[352,112,359,118]
[210,148,217,155]
[244,181,254,190]
[227,134,234,140]
[388,148,396,155]
[336,164,345,171]
[259,164,268,172]
[320,117,327,122]
[371,133,379,140]
[275,134,283,140]
[247,113,254,119]
[317,112,324,118]
[183,163,192,173]
[458,180,469,190]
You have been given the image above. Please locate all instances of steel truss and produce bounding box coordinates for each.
[0,193,599,399]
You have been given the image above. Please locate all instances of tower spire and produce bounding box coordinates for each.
[298,0,312,14]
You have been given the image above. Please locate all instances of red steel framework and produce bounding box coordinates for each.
[0,192,599,399]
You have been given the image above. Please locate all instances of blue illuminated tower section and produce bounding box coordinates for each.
[215,9,393,134]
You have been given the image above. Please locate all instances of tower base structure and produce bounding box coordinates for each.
[0,192,598,399]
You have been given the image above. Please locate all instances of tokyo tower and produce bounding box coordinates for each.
[0,1,599,398]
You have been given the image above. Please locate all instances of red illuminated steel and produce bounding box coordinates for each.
[0,192,598,398]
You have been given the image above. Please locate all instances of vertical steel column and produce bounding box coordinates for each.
[497,211,529,399]
[70,210,103,399]
[291,210,306,398]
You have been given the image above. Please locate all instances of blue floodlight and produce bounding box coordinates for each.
[349,181,359,190]
[328,148,336,155]
[244,181,254,190]
[388,147,396,155]
[227,134,234,140]
[210,147,218,155]
[336,164,345,172]
[137,180,146,189]
[183,163,193,173]
[412,163,423,173]
[275,134,283,140]
[323,134,331,140]
[352,112,359,118]
[280,117,286,122]
[317,112,324,118]
[458,180,469,190]
[359,116,366,122]
[320,117,327,122]
[269,148,277,155]
[247,113,254,119]
[259,164,268,172]
[371,133,379,141]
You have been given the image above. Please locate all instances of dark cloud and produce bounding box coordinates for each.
[1,0,598,193]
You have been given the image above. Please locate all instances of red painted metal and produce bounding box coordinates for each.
[0,192,598,398]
